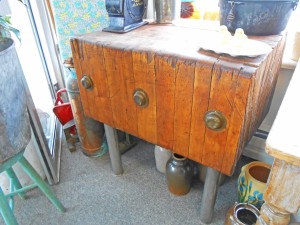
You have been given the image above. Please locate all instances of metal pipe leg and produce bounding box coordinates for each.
[199,167,221,224]
[104,124,123,175]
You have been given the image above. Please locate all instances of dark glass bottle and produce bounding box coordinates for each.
[166,153,193,195]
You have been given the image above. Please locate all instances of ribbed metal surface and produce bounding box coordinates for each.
[0,38,31,162]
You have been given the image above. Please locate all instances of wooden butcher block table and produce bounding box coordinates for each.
[70,25,285,223]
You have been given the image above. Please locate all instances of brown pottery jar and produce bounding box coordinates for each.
[166,153,193,195]
[225,202,260,225]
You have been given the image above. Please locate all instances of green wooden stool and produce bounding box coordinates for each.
[0,150,65,225]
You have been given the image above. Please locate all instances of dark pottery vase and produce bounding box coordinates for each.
[225,202,260,225]
[166,153,193,195]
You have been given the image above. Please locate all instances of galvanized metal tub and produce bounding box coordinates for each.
[0,38,31,162]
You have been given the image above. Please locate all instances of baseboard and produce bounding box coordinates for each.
[243,136,274,165]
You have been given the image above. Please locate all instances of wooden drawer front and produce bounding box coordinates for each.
[72,40,254,175]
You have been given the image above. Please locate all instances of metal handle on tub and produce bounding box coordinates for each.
[226,1,243,27]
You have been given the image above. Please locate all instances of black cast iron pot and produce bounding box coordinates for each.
[219,0,299,35]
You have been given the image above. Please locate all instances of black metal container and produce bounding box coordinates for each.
[219,0,299,35]
[103,0,148,33]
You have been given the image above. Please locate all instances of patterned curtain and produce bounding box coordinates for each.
[50,0,109,79]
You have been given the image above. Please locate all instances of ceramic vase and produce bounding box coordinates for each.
[225,202,260,225]
[238,161,271,209]
[166,153,193,195]
[154,145,172,173]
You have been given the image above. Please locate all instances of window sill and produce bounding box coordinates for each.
[282,56,298,70]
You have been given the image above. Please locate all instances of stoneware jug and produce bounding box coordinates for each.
[238,161,271,209]
[154,145,172,173]
[166,153,193,195]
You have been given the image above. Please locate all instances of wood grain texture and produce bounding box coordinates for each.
[71,40,115,126]
[221,74,251,174]
[173,59,195,157]
[70,25,285,176]
[264,159,300,213]
[188,56,216,164]
[132,51,157,143]
[155,55,176,150]
[70,39,91,117]
[102,47,138,136]
[201,61,242,172]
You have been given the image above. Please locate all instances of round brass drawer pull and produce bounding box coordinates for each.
[133,89,149,108]
[81,75,93,90]
[204,110,226,131]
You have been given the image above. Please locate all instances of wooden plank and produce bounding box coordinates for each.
[244,37,285,142]
[264,159,300,213]
[70,40,92,117]
[155,55,176,150]
[189,59,214,163]
[173,59,195,157]
[102,47,138,136]
[201,60,242,172]
[84,43,114,125]
[241,66,260,143]
[221,75,251,175]
[246,63,266,141]
[80,43,101,118]
[71,40,91,116]
[132,51,157,144]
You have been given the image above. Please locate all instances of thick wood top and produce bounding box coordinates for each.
[71,24,285,175]
[266,61,300,166]
[73,24,282,71]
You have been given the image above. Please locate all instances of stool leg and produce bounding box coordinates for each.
[18,156,65,212]
[0,187,18,225]
[6,168,26,200]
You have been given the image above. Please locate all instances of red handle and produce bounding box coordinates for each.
[55,89,67,105]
